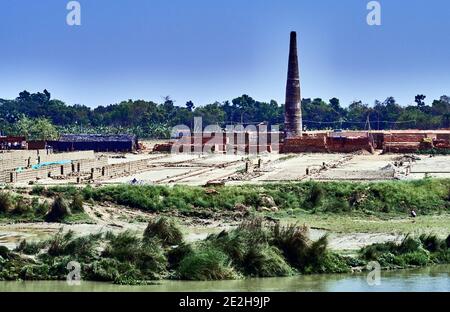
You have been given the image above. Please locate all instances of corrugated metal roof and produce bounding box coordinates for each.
[59,134,136,142]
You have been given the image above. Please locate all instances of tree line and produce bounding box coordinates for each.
[0,90,449,139]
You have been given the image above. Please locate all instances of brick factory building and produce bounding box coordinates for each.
[0,136,27,150]
[50,134,138,152]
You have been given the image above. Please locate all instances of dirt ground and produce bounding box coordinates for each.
[100,151,450,186]
[13,145,450,187]
[4,200,448,253]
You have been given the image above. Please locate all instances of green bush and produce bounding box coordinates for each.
[243,245,294,277]
[272,223,310,270]
[360,242,398,260]
[19,264,51,280]
[358,234,449,268]
[419,234,447,252]
[62,234,102,260]
[398,236,423,254]
[144,217,183,246]
[397,251,430,266]
[30,185,45,196]
[13,196,32,215]
[15,240,44,255]
[85,259,141,283]
[103,231,168,280]
[36,200,50,216]
[70,194,84,213]
[206,231,248,268]
[167,243,193,270]
[307,183,325,208]
[0,192,13,213]
[45,196,71,222]
[0,246,11,259]
[308,253,352,274]
[177,246,239,281]
[432,250,450,263]
[47,231,75,257]
[205,218,272,271]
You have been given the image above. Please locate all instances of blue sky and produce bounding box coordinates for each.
[0,0,449,108]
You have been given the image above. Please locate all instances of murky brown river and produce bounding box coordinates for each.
[0,265,448,292]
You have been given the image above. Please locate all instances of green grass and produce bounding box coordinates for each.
[177,246,240,281]
[359,234,450,268]
[0,191,92,224]
[61,179,450,215]
[279,212,450,236]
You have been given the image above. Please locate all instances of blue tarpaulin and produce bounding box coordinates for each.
[31,160,71,170]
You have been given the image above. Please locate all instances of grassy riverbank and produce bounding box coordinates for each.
[1,217,449,284]
[0,180,449,284]
[279,213,450,236]
[28,178,450,215]
[0,190,90,224]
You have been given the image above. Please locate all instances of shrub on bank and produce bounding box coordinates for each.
[419,234,447,252]
[12,196,32,215]
[84,258,142,284]
[70,194,84,213]
[167,242,194,270]
[102,231,168,280]
[176,246,239,281]
[15,240,44,255]
[45,196,71,222]
[360,234,449,268]
[243,245,294,277]
[144,217,183,246]
[0,192,13,213]
[2,218,450,284]
[30,185,45,196]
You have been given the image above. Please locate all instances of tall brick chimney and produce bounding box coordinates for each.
[284,31,302,138]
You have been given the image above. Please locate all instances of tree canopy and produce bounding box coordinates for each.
[1,90,449,139]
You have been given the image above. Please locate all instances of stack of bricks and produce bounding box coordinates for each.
[153,143,173,153]
[157,132,278,154]
[281,136,374,154]
[281,137,328,153]
[433,139,450,150]
[97,158,153,180]
[383,142,421,153]
[384,134,427,143]
[436,133,450,142]
[326,137,374,153]
[382,134,426,153]
[434,134,450,150]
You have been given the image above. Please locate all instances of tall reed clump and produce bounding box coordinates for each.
[70,193,85,213]
[195,218,294,278]
[101,231,168,281]
[360,234,450,268]
[0,192,13,214]
[144,217,183,246]
[45,196,71,222]
[186,218,349,278]
[176,246,239,281]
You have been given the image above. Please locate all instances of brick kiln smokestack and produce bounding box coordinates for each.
[284,31,302,138]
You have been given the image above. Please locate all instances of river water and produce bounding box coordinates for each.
[0,265,448,292]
